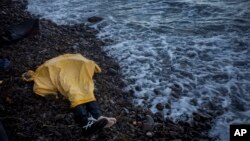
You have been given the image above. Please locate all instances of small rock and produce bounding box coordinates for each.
[55,114,65,121]
[110,99,115,104]
[171,91,180,99]
[186,50,197,58]
[1,11,7,15]
[169,131,178,138]
[5,97,13,104]
[87,16,104,23]
[133,121,137,125]
[129,89,135,95]
[170,83,182,92]
[189,98,198,106]
[142,96,148,101]
[137,121,143,125]
[193,112,212,121]
[135,86,142,91]
[108,68,118,75]
[156,103,164,111]
[143,115,155,131]
[135,113,144,119]
[153,88,161,95]
[154,112,164,122]
[146,131,153,137]
[165,102,171,109]
[122,107,129,114]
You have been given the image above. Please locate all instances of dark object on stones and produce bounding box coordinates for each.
[0,121,9,141]
[1,18,39,44]
[87,16,104,23]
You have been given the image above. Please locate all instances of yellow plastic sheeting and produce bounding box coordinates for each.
[23,54,101,107]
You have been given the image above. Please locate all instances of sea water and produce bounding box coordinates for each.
[27,0,250,140]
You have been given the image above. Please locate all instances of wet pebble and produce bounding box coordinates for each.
[170,83,182,92]
[165,102,171,109]
[153,88,161,95]
[156,103,164,111]
[186,50,197,58]
[171,91,180,99]
[135,85,142,91]
[193,112,212,121]
[189,98,198,106]
[87,16,104,23]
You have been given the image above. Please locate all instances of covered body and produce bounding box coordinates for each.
[24,54,101,107]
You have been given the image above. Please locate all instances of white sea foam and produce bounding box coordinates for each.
[28,0,250,140]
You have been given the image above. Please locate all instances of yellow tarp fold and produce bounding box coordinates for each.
[23,54,101,107]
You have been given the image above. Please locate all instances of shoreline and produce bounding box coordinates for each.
[0,1,215,140]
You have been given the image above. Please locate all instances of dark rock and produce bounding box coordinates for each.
[171,91,180,99]
[121,107,129,114]
[156,103,164,111]
[165,118,175,124]
[142,96,148,101]
[169,131,178,138]
[108,68,118,75]
[143,115,155,131]
[170,83,182,92]
[87,16,104,23]
[136,114,144,120]
[154,112,164,122]
[165,102,171,109]
[135,86,142,91]
[129,89,135,95]
[193,112,212,121]
[153,88,161,95]
[147,104,153,109]
[186,50,197,58]
[189,98,198,106]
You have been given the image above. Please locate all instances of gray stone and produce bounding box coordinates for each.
[146,131,153,137]
[143,115,155,131]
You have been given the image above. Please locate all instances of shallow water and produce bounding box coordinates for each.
[28,0,250,140]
